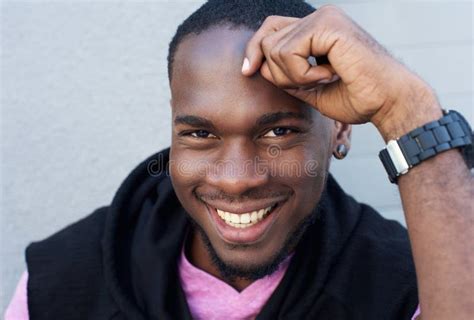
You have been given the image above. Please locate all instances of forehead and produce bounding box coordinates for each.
[170,26,314,118]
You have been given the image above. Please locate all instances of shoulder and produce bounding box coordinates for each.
[25,206,110,286]
[26,206,108,258]
[338,203,416,280]
[326,204,418,319]
[353,203,413,253]
[25,207,119,319]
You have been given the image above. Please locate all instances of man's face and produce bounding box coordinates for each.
[169,26,334,278]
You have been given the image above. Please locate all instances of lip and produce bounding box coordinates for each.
[204,200,285,245]
[200,196,289,215]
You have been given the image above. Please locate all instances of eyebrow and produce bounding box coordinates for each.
[256,111,313,127]
[174,111,313,129]
[174,115,216,129]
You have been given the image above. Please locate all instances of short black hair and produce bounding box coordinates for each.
[167,0,316,82]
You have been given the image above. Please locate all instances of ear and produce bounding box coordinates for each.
[331,120,352,158]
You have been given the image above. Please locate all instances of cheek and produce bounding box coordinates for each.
[169,146,224,220]
[271,140,329,183]
[274,143,329,211]
[169,147,201,209]
[169,147,208,188]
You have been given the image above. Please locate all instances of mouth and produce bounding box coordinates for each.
[216,204,277,228]
[204,201,284,245]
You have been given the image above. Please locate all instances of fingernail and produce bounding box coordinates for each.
[317,78,332,84]
[317,74,339,84]
[241,57,250,73]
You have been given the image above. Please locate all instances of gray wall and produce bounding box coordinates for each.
[2,0,472,312]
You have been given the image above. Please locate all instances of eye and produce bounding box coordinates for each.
[263,127,296,137]
[188,130,217,139]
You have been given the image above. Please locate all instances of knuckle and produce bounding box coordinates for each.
[290,73,307,86]
[270,47,280,61]
[264,15,278,25]
[261,36,273,51]
[324,15,342,30]
[319,4,342,14]
[279,45,293,58]
[317,6,346,30]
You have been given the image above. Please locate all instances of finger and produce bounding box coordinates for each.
[263,42,338,89]
[286,80,360,123]
[283,85,339,121]
[266,23,307,79]
[290,59,335,84]
[259,61,296,89]
[259,61,273,83]
[284,85,324,106]
[312,81,359,122]
[259,28,300,88]
[277,30,336,85]
[262,58,298,89]
[242,15,300,76]
[279,59,337,88]
[294,72,340,92]
[258,19,335,86]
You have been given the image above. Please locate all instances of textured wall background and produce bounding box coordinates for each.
[1,0,472,312]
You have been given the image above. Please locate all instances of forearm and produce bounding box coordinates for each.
[377,79,474,319]
[242,6,474,317]
[400,148,473,319]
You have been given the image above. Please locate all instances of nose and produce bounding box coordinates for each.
[206,141,270,195]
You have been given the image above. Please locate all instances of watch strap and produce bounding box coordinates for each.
[379,110,472,183]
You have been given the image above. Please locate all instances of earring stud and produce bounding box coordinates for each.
[333,144,348,159]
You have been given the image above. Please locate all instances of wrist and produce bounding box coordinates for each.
[372,75,443,142]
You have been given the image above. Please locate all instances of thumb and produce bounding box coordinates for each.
[242,16,300,76]
[284,78,345,118]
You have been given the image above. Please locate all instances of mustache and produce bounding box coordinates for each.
[194,189,293,203]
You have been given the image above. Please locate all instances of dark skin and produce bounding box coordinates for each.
[170,5,473,318]
[169,27,350,290]
[241,6,473,319]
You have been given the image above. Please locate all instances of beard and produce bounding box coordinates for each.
[184,193,326,284]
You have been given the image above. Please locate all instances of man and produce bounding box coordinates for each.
[5,1,473,319]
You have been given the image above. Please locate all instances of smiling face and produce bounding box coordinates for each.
[169,26,340,286]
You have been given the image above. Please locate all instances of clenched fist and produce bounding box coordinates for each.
[242,5,442,140]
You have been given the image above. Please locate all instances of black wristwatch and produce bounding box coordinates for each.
[379,109,473,183]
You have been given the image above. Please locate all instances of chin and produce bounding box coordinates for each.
[207,233,291,281]
[194,215,298,280]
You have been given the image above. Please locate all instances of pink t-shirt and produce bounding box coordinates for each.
[5,250,421,319]
[4,271,28,320]
[178,244,294,320]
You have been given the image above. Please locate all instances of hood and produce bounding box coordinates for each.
[101,147,363,319]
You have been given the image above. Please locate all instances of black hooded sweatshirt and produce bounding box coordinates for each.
[25,148,419,319]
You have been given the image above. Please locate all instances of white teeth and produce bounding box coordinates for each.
[230,213,240,223]
[250,211,258,223]
[217,209,225,218]
[216,205,275,228]
[240,213,250,224]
